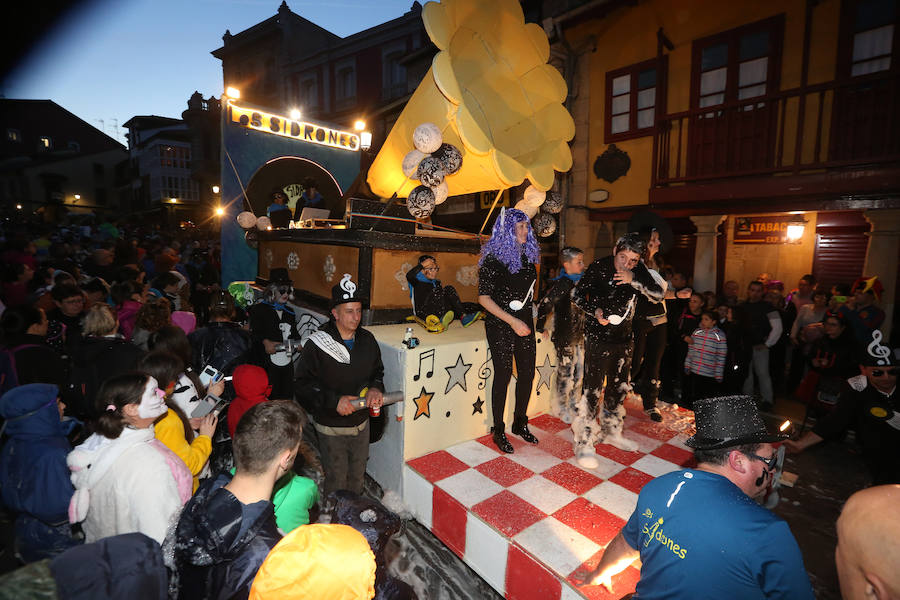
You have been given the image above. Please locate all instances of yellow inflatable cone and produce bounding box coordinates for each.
[367,0,575,200]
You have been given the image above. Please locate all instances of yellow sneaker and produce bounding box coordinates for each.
[424,314,444,333]
[441,311,455,330]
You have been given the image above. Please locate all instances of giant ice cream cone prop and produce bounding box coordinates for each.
[367,0,575,201]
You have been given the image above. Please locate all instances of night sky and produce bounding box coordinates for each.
[2,0,417,144]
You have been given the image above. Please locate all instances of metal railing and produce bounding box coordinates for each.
[651,70,900,186]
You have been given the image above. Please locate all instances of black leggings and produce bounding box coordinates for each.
[485,322,536,429]
[631,320,667,409]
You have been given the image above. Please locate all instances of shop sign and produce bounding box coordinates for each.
[229,103,359,151]
[733,215,795,244]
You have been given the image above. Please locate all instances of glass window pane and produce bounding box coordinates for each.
[611,94,630,115]
[612,74,630,95]
[853,24,894,62]
[738,83,767,99]
[611,114,630,134]
[855,0,896,33]
[699,93,725,108]
[851,56,892,76]
[637,68,657,89]
[739,30,770,60]
[637,88,656,109]
[700,67,727,95]
[702,43,728,71]
[637,108,655,129]
[739,57,768,86]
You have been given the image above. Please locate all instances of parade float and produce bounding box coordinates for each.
[218,1,697,597]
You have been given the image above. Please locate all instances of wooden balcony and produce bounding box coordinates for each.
[650,71,900,209]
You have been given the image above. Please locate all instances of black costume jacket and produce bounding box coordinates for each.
[535,276,584,348]
[295,319,385,429]
[573,256,664,344]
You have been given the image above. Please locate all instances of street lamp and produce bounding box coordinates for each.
[170,198,178,204]
[354,119,366,131]
[225,87,241,99]
[290,109,301,120]
[74,194,81,200]
[212,185,220,194]
[215,206,225,216]
[360,131,373,151]
[786,214,807,242]
[15,204,22,210]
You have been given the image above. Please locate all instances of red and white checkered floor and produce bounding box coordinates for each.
[403,400,697,600]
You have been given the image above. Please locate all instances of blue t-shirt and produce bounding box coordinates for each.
[622,469,814,600]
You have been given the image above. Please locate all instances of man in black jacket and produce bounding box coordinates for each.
[536,246,586,424]
[295,274,384,495]
[572,234,664,466]
[171,400,304,599]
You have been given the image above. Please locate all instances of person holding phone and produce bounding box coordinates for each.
[477,208,540,454]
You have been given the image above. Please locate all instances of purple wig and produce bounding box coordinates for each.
[479,208,540,273]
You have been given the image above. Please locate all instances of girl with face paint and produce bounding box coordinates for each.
[66,373,192,544]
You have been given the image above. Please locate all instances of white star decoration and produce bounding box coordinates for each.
[444,353,472,394]
[536,354,554,393]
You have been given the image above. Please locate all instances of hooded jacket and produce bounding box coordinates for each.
[0,384,80,562]
[249,524,375,600]
[173,473,281,600]
[66,335,145,420]
[227,364,271,438]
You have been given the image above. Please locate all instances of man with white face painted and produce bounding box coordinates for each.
[571,233,664,466]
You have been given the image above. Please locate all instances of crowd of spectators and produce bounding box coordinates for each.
[0,218,403,600]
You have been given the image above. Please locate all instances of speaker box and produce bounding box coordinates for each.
[348,198,414,234]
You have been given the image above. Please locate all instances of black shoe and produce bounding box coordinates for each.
[511,423,539,445]
[492,429,514,453]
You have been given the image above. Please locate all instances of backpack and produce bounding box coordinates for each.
[0,344,40,398]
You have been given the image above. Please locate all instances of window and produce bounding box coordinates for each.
[297,72,318,109]
[38,136,52,151]
[691,16,783,110]
[93,163,104,180]
[605,57,666,142]
[334,58,356,104]
[7,129,21,143]
[382,41,408,100]
[67,141,81,151]
[845,0,896,76]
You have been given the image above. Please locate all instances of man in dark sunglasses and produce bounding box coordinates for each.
[785,330,899,485]
[580,395,814,598]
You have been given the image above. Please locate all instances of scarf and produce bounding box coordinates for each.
[551,271,582,283]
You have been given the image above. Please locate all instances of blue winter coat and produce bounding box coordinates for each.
[0,383,80,562]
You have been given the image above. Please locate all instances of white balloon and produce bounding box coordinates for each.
[402,149,427,178]
[413,123,442,154]
[523,185,546,207]
[256,216,272,230]
[432,180,449,205]
[236,211,257,229]
[514,199,539,218]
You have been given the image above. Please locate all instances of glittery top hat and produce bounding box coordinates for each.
[686,395,788,450]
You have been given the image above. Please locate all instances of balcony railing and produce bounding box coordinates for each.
[651,71,900,187]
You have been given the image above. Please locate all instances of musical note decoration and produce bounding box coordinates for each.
[413,387,434,420]
[339,273,357,300]
[867,330,892,365]
[444,353,472,394]
[413,349,435,381]
[477,347,492,390]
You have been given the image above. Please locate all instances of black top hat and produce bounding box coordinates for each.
[686,395,788,450]
[268,268,293,286]
[331,273,363,308]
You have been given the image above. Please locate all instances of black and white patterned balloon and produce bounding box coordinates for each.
[407,185,436,219]
[542,190,564,214]
[402,149,427,178]
[431,143,463,175]
[413,123,443,154]
[533,212,557,237]
[416,156,446,187]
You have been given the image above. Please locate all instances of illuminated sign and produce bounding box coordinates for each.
[229,102,359,151]
[734,215,796,244]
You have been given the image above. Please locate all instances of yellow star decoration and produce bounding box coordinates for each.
[413,387,435,420]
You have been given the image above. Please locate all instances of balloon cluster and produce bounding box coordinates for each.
[514,186,564,238]
[402,123,463,219]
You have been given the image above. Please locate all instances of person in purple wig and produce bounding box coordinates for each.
[477,208,541,453]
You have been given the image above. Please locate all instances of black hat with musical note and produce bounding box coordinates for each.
[331,273,364,308]
[859,330,896,367]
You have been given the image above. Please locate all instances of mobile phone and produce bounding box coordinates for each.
[209,397,230,418]
[191,394,224,418]
[198,365,221,387]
